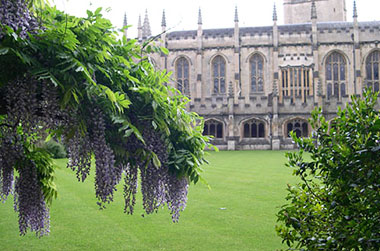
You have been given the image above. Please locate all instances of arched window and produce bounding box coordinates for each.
[176,57,190,94]
[286,119,309,138]
[365,51,380,93]
[212,56,226,94]
[325,52,346,100]
[203,120,223,139]
[243,119,265,138]
[250,54,264,93]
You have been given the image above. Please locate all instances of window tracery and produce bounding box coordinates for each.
[365,51,380,93]
[203,120,223,139]
[250,54,264,93]
[212,56,226,94]
[176,57,190,95]
[286,119,309,138]
[325,52,346,100]
[243,119,265,138]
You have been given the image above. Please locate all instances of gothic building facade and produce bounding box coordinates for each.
[126,0,380,150]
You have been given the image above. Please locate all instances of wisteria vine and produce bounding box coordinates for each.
[0,0,211,237]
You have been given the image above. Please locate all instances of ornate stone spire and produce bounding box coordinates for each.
[161,9,166,27]
[234,6,238,22]
[123,12,127,27]
[142,9,151,38]
[137,14,142,40]
[353,0,358,18]
[272,3,277,22]
[123,12,127,38]
[138,14,142,29]
[311,0,317,20]
[198,8,202,25]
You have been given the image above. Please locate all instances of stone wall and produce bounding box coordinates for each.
[148,4,380,150]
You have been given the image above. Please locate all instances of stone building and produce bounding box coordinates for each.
[125,0,380,150]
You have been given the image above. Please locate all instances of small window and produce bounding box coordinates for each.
[286,119,309,138]
[203,120,223,139]
[242,119,266,138]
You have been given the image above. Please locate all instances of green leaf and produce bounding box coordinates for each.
[160,47,169,55]
[45,133,53,143]
[373,119,380,130]
[72,90,79,103]
[0,48,9,55]
[130,124,145,145]
[151,152,161,168]
[119,99,131,108]
[105,88,116,103]
[124,129,133,138]
[94,7,102,15]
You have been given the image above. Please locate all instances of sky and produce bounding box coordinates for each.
[53,0,380,38]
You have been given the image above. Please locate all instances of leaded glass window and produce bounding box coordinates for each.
[243,119,265,138]
[203,120,223,139]
[212,56,226,94]
[325,52,346,100]
[176,57,190,95]
[286,119,309,138]
[365,51,380,93]
[250,54,264,92]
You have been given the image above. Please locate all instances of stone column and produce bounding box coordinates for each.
[271,3,281,150]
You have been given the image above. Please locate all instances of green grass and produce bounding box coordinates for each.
[0,151,298,251]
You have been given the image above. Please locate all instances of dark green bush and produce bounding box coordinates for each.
[41,140,67,159]
[276,90,380,250]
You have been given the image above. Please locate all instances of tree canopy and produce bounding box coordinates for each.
[276,90,380,250]
[0,1,212,236]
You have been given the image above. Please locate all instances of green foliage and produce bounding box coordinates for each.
[40,139,67,159]
[276,90,380,250]
[23,145,58,206]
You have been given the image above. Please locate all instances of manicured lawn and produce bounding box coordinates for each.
[0,151,298,250]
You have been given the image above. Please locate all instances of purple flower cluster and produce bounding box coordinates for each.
[5,78,40,138]
[166,174,188,222]
[138,162,188,222]
[90,107,122,208]
[1,77,40,203]
[14,163,50,237]
[0,135,17,202]
[65,131,92,182]
[123,164,138,214]
[123,122,189,222]
[0,77,62,236]
[0,0,40,40]
[40,82,66,130]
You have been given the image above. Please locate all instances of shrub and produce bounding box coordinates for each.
[41,140,67,159]
[276,90,380,250]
